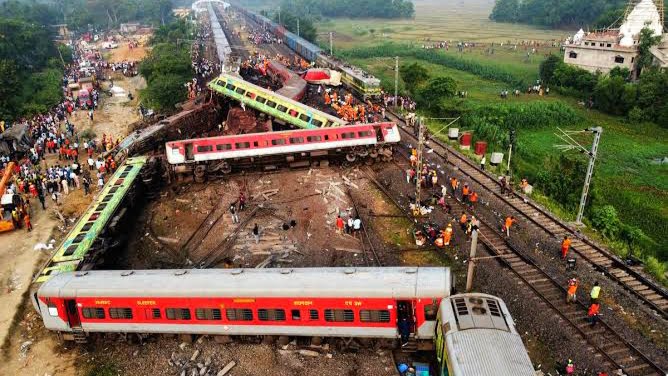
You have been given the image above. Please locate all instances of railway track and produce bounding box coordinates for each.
[364,146,666,375]
[384,110,668,320]
[341,171,383,267]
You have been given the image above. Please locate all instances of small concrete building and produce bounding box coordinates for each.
[563,31,638,74]
[120,23,140,34]
[563,0,664,76]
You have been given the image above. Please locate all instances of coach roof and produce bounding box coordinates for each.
[39,267,451,299]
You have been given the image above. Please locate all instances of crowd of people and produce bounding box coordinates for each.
[0,36,126,233]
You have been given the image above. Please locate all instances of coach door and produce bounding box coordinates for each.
[65,300,81,328]
[397,300,415,335]
[185,143,194,162]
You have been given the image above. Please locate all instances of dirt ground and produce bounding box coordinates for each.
[103,35,151,63]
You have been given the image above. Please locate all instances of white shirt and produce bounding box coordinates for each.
[353,219,361,230]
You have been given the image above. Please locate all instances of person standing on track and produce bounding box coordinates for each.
[252,223,260,244]
[480,155,486,170]
[590,282,601,304]
[450,177,459,196]
[461,183,470,203]
[230,204,239,224]
[588,302,600,326]
[336,215,344,234]
[353,216,362,238]
[561,235,572,260]
[504,216,515,237]
[566,278,578,303]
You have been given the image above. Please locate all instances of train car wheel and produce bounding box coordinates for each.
[221,162,232,174]
[369,149,379,159]
[194,165,207,183]
[346,153,357,162]
[357,148,369,157]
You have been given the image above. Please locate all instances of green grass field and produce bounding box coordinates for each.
[315,0,567,49]
[317,0,668,273]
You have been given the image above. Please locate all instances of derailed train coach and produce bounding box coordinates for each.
[35,267,452,346]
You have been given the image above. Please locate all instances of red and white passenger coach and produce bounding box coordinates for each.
[35,267,451,342]
[165,122,400,167]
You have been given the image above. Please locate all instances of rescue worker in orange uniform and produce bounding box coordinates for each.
[588,302,600,326]
[462,183,470,203]
[450,177,459,195]
[469,191,478,209]
[324,92,331,105]
[459,212,468,231]
[442,223,453,246]
[561,235,572,260]
[566,278,578,303]
[504,216,515,237]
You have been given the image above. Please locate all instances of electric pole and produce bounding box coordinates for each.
[413,117,426,217]
[506,128,516,176]
[297,18,299,37]
[465,229,479,292]
[555,127,603,225]
[329,32,333,55]
[394,56,399,108]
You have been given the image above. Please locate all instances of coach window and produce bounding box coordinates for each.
[309,309,319,321]
[358,131,373,138]
[196,145,213,153]
[299,114,310,122]
[311,119,323,127]
[166,308,191,320]
[324,309,354,322]
[109,308,133,319]
[271,139,286,146]
[424,300,438,321]
[360,310,391,323]
[196,308,222,320]
[289,137,304,144]
[277,105,288,113]
[307,135,322,142]
[266,100,277,108]
[235,142,251,149]
[226,308,253,321]
[225,83,235,91]
[256,96,267,104]
[235,87,246,95]
[146,308,161,319]
[341,132,356,139]
[291,309,301,320]
[258,309,286,321]
[216,144,232,151]
[82,307,105,319]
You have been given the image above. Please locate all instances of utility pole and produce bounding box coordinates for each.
[554,127,603,225]
[297,18,300,37]
[506,128,515,175]
[394,56,399,108]
[413,117,425,217]
[465,229,479,292]
[329,32,333,55]
[278,6,281,25]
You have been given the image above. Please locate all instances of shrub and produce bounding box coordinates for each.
[591,205,621,239]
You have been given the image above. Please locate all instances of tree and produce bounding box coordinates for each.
[592,75,636,115]
[636,25,662,75]
[399,62,429,94]
[0,59,20,120]
[418,76,456,110]
[609,66,630,80]
[490,0,519,22]
[141,73,188,111]
[539,54,561,84]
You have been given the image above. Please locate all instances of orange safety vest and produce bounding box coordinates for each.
[462,186,470,196]
[470,192,478,202]
[562,238,571,250]
[567,282,578,295]
[588,304,600,316]
[505,217,514,229]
